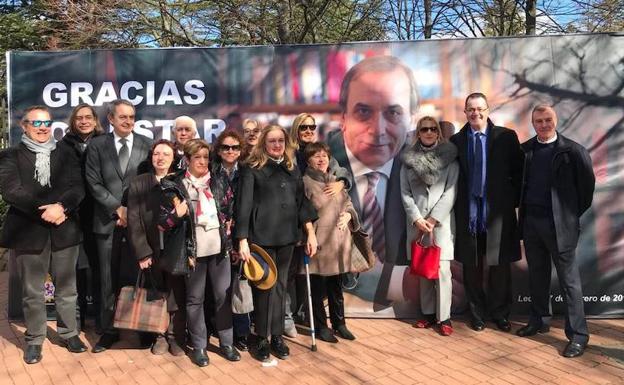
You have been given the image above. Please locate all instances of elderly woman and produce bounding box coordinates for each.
[127,139,186,356]
[285,113,353,336]
[159,139,239,366]
[60,103,104,330]
[236,124,317,361]
[400,116,459,336]
[242,118,261,158]
[302,142,359,343]
[208,130,251,352]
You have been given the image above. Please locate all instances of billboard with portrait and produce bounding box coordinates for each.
[7,33,624,318]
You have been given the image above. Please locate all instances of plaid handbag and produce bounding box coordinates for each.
[113,270,169,334]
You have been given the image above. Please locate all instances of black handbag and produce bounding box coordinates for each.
[159,220,191,276]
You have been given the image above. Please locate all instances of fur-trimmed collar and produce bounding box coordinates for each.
[401,141,458,185]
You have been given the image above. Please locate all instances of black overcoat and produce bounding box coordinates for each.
[519,134,595,253]
[450,120,524,266]
[0,142,84,252]
[235,160,317,246]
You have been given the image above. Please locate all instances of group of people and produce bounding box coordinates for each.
[0,56,596,368]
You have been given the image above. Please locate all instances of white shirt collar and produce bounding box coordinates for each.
[537,132,557,144]
[345,145,393,179]
[113,130,134,145]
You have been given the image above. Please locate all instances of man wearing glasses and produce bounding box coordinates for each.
[0,106,87,363]
[450,93,524,332]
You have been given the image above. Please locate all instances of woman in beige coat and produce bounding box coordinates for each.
[303,142,360,343]
[400,117,459,336]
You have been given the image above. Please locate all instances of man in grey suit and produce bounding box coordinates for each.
[85,99,152,352]
[327,55,416,311]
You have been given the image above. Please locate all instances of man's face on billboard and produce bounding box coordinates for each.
[341,68,412,169]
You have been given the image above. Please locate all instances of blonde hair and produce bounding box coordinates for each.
[247,124,296,170]
[289,113,315,148]
[415,116,445,144]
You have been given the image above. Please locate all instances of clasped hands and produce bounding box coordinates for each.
[414,217,437,233]
[39,203,66,225]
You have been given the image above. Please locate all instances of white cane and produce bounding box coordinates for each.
[304,254,317,351]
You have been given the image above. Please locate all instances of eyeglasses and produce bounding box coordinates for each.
[465,107,488,113]
[298,124,316,132]
[24,120,53,128]
[419,126,438,133]
[220,144,241,152]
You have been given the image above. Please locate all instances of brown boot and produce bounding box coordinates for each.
[151,335,169,355]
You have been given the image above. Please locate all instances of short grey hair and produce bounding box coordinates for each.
[173,115,197,133]
[107,99,135,117]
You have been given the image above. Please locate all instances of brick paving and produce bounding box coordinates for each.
[1,271,623,385]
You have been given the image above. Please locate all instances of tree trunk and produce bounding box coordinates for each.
[526,0,536,35]
[424,0,432,38]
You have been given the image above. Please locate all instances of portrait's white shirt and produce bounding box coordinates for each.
[537,132,558,144]
[345,145,393,213]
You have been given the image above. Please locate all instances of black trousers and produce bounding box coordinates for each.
[462,233,512,321]
[523,208,589,344]
[310,274,345,330]
[253,244,294,338]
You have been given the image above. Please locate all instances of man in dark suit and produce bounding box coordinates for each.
[327,55,415,310]
[0,105,87,364]
[450,93,524,332]
[516,104,595,358]
[85,99,152,352]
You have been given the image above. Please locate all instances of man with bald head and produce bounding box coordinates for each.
[516,104,595,358]
[172,115,197,170]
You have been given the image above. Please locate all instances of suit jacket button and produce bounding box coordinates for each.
[281,203,287,208]
[280,182,286,188]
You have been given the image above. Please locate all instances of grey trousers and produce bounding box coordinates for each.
[186,254,233,349]
[17,238,79,345]
[420,260,452,322]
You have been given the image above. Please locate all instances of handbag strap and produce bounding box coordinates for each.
[418,230,437,246]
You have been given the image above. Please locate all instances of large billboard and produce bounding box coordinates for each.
[7,33,624,318]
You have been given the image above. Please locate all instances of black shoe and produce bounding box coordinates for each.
[64,335,87,353]
[220,345,241,361]
[334,325,356,341]
[189,348,209,367]
[270,335,290,359]
[562,342,586,358]
[93,333,119,353]
[23,345,42,364]
[138,332,155,349]
[234,336,249,352]
[494,318,512,332]
[256,337,270,361]
[317,328,338,343]
[516,323,550,337]
[470,318,486,331]
[341,273,358,290]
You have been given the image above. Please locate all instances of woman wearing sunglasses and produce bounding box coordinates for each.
[284,113,353,337]
[400,116,459,336]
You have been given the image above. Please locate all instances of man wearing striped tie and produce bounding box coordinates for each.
[327,55,416,311]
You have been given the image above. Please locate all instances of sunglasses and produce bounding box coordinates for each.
[25,120,53,128]
[419,126,438,133]
[220,144,241,152]
[299,124,316,132]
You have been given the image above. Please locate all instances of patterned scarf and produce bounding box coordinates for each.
[184,171,220,231]
[21,134,56,187]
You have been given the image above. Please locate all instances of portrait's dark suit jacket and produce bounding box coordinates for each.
[0,142,84,252]
[450,120,524,266]
[327,130,407,308]
[85,132,152,235]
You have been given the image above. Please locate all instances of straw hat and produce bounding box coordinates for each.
[243,244,277,290]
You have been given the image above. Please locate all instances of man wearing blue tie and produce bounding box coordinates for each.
[450,93,524,332]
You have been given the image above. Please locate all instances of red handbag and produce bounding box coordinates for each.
[409,232,441,279]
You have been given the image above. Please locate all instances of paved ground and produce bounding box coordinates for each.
[1,271,623,385]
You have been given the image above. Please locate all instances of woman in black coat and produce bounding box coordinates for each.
[236,124,318,361]
[59,103,104,330]
[127,139,187,357]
